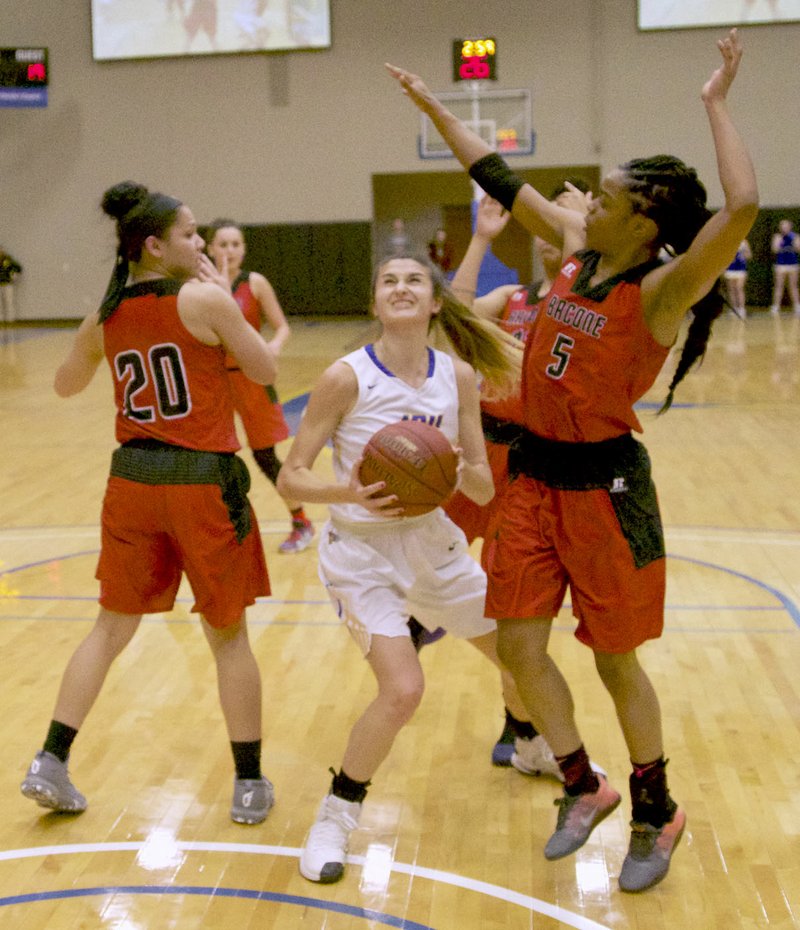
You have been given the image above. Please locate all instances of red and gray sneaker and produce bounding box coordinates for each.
[279,520,314,554]
[619,808,686,893]
[544,774,621,860]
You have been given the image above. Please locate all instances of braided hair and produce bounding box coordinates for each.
[372,253,522,398]
[99,181,182,320]
[621,155,724,412]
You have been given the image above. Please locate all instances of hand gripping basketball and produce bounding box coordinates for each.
[358,420,458,517]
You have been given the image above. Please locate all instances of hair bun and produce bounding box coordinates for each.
[101,181,149,220]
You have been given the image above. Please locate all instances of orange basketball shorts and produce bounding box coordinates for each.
[482,474,665,653]
[97,476,270,628]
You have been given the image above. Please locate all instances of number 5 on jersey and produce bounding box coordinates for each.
[546,333,575,379]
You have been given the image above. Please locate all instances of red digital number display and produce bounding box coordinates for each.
[452,38,497,82]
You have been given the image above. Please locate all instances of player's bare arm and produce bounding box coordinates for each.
[453,358,494,506]
[54,310,105,397]
[641,29,758,346]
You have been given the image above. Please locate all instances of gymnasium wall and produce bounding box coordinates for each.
[1,0,798,319]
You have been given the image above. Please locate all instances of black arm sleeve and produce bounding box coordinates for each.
[468,153,525,212]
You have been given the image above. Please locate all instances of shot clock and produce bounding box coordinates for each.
[452,37,497,82]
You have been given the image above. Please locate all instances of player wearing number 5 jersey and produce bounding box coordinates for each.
[21,181,278,827]
[389,28,758,892]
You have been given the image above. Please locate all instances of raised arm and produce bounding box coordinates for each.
[386,63,583,254]
[642,30,759,341]
[449,195,510,306]
[180,275,277,385]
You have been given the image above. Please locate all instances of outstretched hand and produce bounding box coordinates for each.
[702,28,743,104]
[474,195,511,241]
[385,63,438,114]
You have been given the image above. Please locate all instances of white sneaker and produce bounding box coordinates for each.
[511,735,564,781]
[299,794,361,883]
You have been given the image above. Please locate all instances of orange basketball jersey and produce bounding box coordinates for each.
[521,251,669,442]
[103,279,239,452]
[225,273,261,369]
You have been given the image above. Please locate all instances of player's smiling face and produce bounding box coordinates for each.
[373,258,441,323]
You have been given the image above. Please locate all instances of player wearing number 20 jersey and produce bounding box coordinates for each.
[99,277,269,629]
[104,279,239,452]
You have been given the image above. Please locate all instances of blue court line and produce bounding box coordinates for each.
[669,553,800,629]
[0,842,614,930]
[279,392,309,435]
[0,885,435,929]
[2,533,799,632]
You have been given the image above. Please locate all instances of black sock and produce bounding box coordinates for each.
[407,616,425,651]
[43,720,78,763]
[231,740,262,780]
[330,767,370,804]
[630,757,677,827]
[504,707,537,740]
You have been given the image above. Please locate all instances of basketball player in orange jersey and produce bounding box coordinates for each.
[443,188,590,772]
[206,219,314,553]
[21,182,277,827]
[388,27,758,892]
[277,254,526,884]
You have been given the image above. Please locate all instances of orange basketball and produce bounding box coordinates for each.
[358,420,458,517]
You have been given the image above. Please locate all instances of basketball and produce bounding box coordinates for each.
[359,420,458,517]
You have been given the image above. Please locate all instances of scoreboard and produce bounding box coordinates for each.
[452,38,497,82]
[0,48,49,108]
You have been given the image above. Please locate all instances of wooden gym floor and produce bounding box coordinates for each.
[0,310,798,929]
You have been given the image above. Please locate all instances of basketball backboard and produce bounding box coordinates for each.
[419,85,534,159]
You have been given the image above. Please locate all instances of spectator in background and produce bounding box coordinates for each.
[0,246,22,324]
[723,238,751,317]
[427,227,453,273]
[769,218,800,315]
[387,218,409,256]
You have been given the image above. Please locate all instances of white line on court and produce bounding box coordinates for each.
[0,841,613,930]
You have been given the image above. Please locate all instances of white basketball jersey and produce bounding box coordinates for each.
[329,343,460,525]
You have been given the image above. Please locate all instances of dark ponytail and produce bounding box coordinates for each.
[658,283,725,413]
[622,155,723,412]
[98,181,182,320]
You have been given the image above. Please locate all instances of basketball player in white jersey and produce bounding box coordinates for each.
[277,254,528,884]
